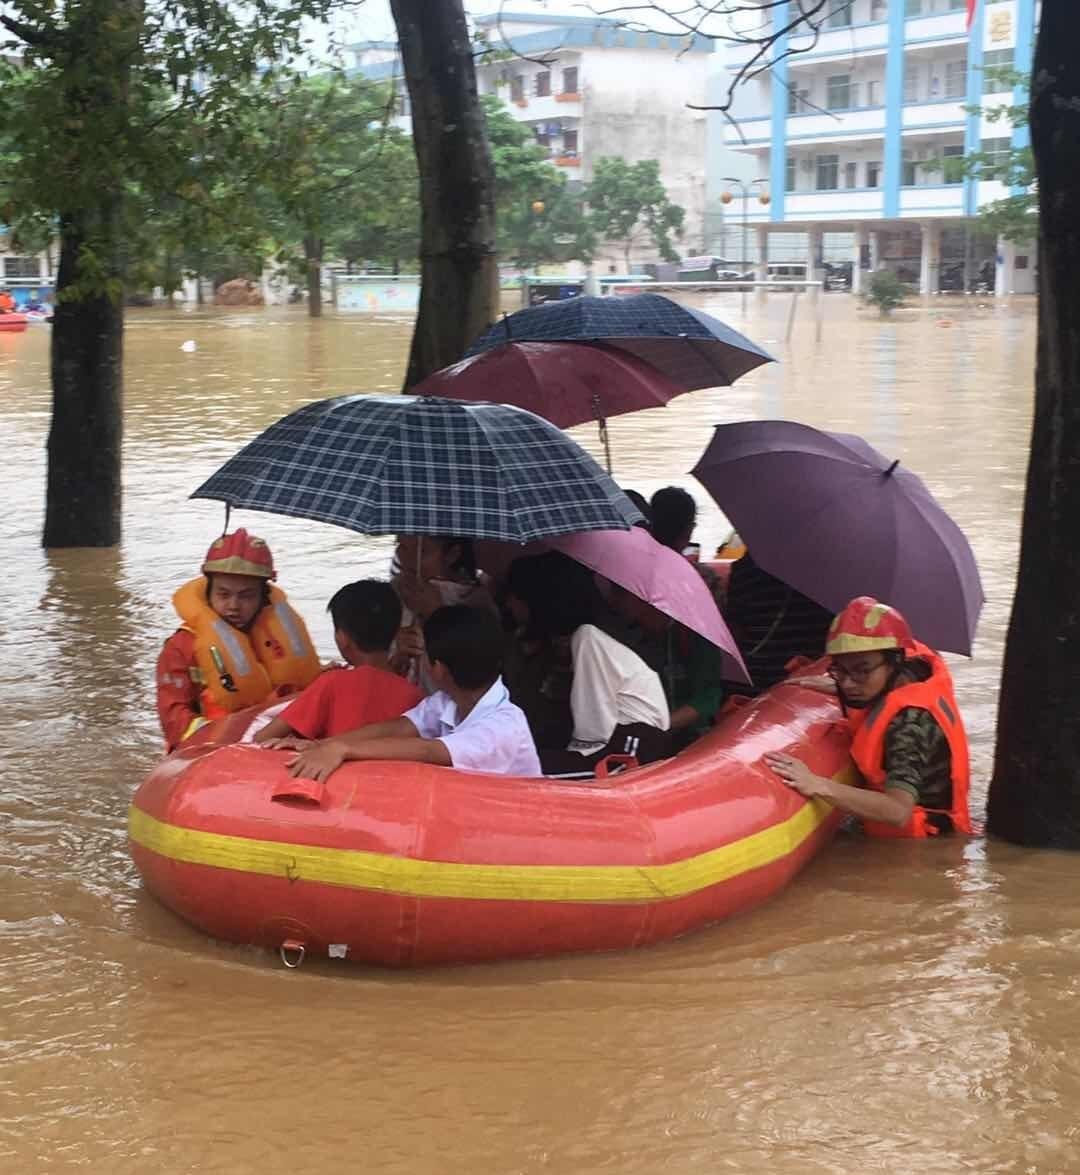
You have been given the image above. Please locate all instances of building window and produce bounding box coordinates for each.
[982,48,1014,92]
[905,0,922,15]
[786,155,797,192]
[827,1,853,27]
[944,60,966,99]
[980,137,1011,172]
[866,160,882,188]
[903,63,919,102]
[562,128,579,156]
[562,66,578,94]
[942,143,965,183]
[815,154,839,190]
[867,79,882,106]
[945,0,967,9]
[535,71,551,97]
[844,161,858,188]
[871,0,888,19]
[3,256,39,278]
[902,151,917,186]
[510,74,525,102]
[826,74,852,110]
[787,86,809,114]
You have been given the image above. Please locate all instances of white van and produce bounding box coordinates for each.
[766,263,808,288]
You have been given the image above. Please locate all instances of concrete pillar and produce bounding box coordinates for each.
[869,230,881,273]
[754,225,769,282]
[852,223,868,296]
[806,225,823,296]
[995,236,1015,297]
[919,222,941,296]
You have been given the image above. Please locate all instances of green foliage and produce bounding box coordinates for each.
[0,0,341,302]
[583,157,685,270]
[254,73,420,280]
[482,94,593,269]
[864,269,906,317]
[954,67,1036,244]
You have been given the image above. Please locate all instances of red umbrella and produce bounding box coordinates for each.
[412,340,686,470]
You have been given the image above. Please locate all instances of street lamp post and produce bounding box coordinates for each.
[720,176,770,313]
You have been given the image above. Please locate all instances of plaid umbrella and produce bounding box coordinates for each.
[192,393,644,543]
[466,293,774,391]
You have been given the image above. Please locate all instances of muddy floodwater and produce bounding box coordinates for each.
[4,293,1080,1174]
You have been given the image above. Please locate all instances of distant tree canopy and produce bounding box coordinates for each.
[482,94,593,270]
[583,157,684,271]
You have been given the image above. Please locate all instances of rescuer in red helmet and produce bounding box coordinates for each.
[155,529,321,750]
[765,597,971,837]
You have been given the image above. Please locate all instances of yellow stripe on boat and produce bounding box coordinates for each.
[128,794,836,905]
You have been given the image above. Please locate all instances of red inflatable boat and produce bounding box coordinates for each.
[0,313,28,333]
[129,681,851,967]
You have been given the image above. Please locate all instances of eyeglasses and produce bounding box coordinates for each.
[828,657,889,684]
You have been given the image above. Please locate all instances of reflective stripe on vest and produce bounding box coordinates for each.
[270,600,307,658]
[211,616,254,678]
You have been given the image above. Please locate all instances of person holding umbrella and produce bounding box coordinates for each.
[765,597,972,838]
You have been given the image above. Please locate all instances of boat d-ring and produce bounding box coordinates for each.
[279,938,306,969]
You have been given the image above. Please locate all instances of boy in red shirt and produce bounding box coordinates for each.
[255,580,422,743]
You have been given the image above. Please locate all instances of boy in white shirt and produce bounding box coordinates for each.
[286,605,541,781]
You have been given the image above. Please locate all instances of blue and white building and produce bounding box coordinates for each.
[719,0,1037,294]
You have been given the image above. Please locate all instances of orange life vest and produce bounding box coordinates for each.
[846,641,971,837]
[173,578,321,717]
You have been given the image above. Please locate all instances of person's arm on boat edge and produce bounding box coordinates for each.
[763,751,915,827]
[287,717,452,782]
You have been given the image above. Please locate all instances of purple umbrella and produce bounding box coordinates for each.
[691,420,984,655]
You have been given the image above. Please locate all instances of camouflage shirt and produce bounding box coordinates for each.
[881,661,954,829]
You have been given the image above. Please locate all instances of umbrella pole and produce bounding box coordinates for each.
[597,416,612,473]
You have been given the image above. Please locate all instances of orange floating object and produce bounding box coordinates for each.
[129,682,852,967]
[0,314,28,333]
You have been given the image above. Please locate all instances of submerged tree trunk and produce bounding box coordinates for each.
[390,0,498,387]
[987,2,1080,846]
[304,234,323,317]
[44,208,124,547]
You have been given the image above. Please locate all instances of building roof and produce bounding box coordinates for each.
[473,11,622,28]
[349,13,713,82]
[476,22,713,55]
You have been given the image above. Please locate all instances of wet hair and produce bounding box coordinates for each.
[622,488,652,529]
[649,486,697,550]
[204,573,271,609]
[508,551,601,640]
[423,605,503,689]
[327,580,402,653]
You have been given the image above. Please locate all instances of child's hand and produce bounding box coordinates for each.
[262,736,312,751]
[289,740,346,783]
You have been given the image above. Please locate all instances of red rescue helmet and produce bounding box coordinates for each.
[201,528,276,580]
[825,596,914,656]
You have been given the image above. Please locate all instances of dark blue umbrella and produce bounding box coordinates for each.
[691,420,984,655]
[466,293,774,391]
[192,394,644,543]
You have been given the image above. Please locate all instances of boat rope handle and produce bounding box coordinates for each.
[279,939,306,969]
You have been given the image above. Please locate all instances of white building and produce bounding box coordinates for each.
[350,13,716,269]
[716,0,1037,294]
